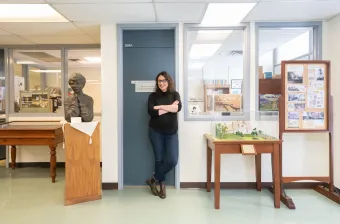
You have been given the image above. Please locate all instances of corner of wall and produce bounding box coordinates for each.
[100,24,119,183]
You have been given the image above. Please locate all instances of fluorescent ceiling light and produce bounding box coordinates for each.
[0,4,68,22]
[16,61,37,64]
[201,3,257,26]
[30,70,61,73]
[189,44,221,59]
[83,57,101,63]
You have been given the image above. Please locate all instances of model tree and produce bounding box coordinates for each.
[251,128,258,136]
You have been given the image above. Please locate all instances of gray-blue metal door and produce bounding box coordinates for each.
[123,30,175,186]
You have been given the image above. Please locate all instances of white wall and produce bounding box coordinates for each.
[100,24,118,183]
[323,15,340,188]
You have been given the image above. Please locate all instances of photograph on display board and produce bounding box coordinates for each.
[288,93,305,102]
[287,65,304,84]
[287,84,306,92]
[283,61,328,131]
[287,103,305,112]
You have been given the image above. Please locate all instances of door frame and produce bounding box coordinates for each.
[117,24,180,190]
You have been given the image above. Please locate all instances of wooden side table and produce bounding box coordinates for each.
[204,134,282,209]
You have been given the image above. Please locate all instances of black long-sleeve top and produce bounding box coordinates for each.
[148,90,182,134]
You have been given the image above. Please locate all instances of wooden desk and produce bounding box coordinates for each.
[204,134,282,209]
[0,121,64,183]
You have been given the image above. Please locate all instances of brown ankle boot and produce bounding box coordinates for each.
[159,182,166,199]
[146,177,158,196]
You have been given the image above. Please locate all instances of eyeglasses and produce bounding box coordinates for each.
[157,79,168,84]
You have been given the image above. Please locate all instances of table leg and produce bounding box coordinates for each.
[255,154,262,191]
[49,145,57,183]
[272,144,281,208]
[207,144,212,192]
[214,150,221,209]
[11,146,16,169]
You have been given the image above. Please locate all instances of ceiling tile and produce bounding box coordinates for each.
[0,0,45,2]
[22,35,97,44]
[52,3,155,23]
[244,0,340,21]
[0,23,84,36]
[155,3,206,22]
[0,35,36,45]
[74,23,100,41]
[0,29,10,36]
[47,0,152,3]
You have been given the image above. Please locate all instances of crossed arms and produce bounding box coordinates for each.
[147,92,182,117]
[154,100,179,115]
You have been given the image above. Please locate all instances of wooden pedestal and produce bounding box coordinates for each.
[64,122,102,206]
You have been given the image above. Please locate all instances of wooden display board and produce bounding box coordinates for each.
[273,60,340,209]
[282,61,328,131]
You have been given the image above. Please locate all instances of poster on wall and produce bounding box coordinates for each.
[282,61,329,131]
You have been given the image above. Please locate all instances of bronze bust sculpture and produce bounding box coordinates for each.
[64,73,94,122]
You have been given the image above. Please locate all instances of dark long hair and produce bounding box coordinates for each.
[154,71,175,93]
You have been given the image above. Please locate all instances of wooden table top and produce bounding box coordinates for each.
[204,134,282,144]
[0,121,62,131]
[0,125,62,131]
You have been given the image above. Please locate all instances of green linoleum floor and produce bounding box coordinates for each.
[0,167,339,224]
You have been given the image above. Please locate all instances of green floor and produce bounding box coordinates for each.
[0,167,338,224]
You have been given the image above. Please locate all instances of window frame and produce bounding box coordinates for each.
[255,22,322,121]
[183,23,251,121]
[3,44,100,117]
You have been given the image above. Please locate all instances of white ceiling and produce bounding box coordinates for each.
[0,0,338,45]
[13,49,101,68]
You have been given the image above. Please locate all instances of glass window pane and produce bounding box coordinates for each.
[259,50,273,74]
[186,29,244,119]
[67,49,101,115]
[258,27,314,115]
[276,30,311,63]
[13,50,62,113]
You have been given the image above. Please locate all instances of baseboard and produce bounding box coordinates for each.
[10,162,103,168]
[180,182,325,189]
[102,183,118,190]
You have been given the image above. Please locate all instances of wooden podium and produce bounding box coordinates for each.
[64,122,102,206]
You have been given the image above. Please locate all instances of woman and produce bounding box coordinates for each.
[146,71,182,199]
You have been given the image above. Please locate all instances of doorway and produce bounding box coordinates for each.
[121,28,177,187]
